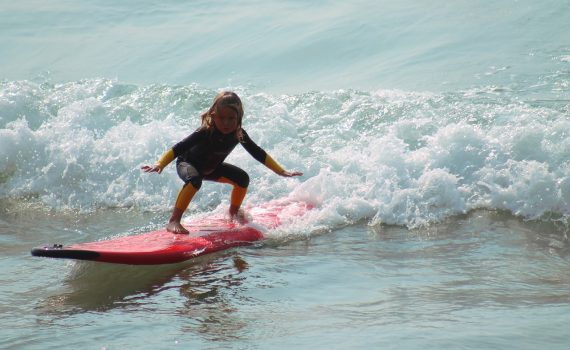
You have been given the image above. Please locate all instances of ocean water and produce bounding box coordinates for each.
[1,1,570,349]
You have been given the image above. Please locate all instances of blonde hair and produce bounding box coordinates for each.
[201,91,244,140]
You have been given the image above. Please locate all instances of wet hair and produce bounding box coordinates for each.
[201,91,244,140]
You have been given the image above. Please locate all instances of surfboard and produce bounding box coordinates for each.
[31,200,312,265]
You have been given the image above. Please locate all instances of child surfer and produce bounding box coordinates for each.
[141,91,303,234]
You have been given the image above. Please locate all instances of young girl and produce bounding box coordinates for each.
[141,91,303,234]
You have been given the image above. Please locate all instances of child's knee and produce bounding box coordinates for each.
[186,177,203,190]
[237,172,249,188]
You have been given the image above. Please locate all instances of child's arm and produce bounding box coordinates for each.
[141,149,175,174]
[264,154,303,177]
[141,128,204,174]
[240,130,303,177]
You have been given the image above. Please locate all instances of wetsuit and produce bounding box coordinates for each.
[155,127,285,212]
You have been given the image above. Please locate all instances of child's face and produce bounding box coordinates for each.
[213,106,238,134]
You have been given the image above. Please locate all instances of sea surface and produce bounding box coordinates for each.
[2,1,570,349]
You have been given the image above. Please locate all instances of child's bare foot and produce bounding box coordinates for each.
[166,221,189,234]
[229,208,249,224]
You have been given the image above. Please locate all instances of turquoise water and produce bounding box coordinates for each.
[2,1,570,349]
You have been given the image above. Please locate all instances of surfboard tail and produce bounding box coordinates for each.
[31,244,101,261]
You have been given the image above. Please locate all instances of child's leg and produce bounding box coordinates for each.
[168,162,202,234]
[167,183,198,234]
[214,176,247,216]
[229,185,247,216]
[206,163,249,219]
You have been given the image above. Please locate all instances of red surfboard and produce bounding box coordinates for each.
[31,200,312,265]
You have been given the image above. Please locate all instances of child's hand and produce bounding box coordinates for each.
[141,165,163,174]
[280,170,303,177]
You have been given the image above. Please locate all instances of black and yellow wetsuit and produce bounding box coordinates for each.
[155,127,285,212]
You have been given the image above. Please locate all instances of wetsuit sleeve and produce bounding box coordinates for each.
[156,149,175,170]
[240,129,285,174]
[156,128,204,170]
[263,154,285,174]
[172,128,205,157]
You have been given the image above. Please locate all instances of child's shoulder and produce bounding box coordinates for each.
[238,128,251,142]
[191,126,209,136]
[179,126,208,143]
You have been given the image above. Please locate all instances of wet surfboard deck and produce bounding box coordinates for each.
[31,200,312,265]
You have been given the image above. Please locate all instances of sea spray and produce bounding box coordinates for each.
[2,79,570,230]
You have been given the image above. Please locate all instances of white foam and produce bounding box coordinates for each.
[1,80,569,231]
